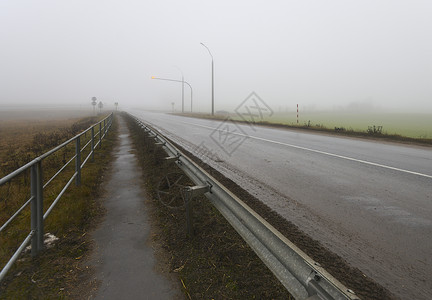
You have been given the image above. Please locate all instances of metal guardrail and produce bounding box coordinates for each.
[0,113,114,282]
[130,113,360,300]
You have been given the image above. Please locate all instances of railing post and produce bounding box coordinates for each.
[185,191,193,237]
[31,161,44,256]
[91,127,95,162]
[99,122,102,149]
[104,119,106,136]
[183,186,210,237]
[75,136,81,186]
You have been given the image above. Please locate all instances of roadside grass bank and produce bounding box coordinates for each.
[125,113,293,299]
[0,115,102,172]
[175,112,432,146]
[0,114,118,299]
[125,113,395,300]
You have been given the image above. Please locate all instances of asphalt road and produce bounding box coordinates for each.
[128,110,432,300]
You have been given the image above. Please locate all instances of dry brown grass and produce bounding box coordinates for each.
[0,112,117,299]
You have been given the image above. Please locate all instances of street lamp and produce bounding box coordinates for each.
[200,42,214,115]
[151,76,193,113]
[174,66,185,113]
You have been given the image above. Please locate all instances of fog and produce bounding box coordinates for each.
[1,0,431,113]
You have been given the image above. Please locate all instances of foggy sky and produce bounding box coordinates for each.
[1,0,431,113]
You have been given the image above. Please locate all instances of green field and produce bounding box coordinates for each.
[233,111,432,139]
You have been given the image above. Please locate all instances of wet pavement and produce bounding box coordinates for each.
[128,110,432,300]
[88,116,180,299]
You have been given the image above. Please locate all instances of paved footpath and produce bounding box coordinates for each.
[88,116,181,299]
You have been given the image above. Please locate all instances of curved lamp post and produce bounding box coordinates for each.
[200,42,214,115]
[174,66,185,113]
[151,76,193,113]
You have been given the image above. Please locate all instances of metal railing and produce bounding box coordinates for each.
[129,113,360,300]
[0,113,114,282]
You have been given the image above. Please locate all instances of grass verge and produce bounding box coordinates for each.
[0,115,118,299]
[125,113,293,299]
[175,112,432,146]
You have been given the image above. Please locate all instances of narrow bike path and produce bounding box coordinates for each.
[88,116,180,299]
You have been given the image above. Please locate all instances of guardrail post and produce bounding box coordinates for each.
[185,191,193,237]
[75,136,81,186]
[91,127,95,162]
[31,161,44,256]
[184,185,210,237]
[104,119,106,136]
[99,122,102,149]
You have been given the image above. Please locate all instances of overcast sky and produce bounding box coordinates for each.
[1,0,431,113]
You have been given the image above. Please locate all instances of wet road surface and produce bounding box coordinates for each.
[128,110,432,300]
[88,116,180,299]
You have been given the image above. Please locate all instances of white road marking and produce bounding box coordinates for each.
[180,121,432,179]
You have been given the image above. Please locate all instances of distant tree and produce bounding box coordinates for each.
[91,97,97,115]
[98,101,103,114]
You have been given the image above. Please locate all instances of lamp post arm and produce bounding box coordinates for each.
[151,76,193,112]
[200,42,213,60]
[151,77,183,84]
